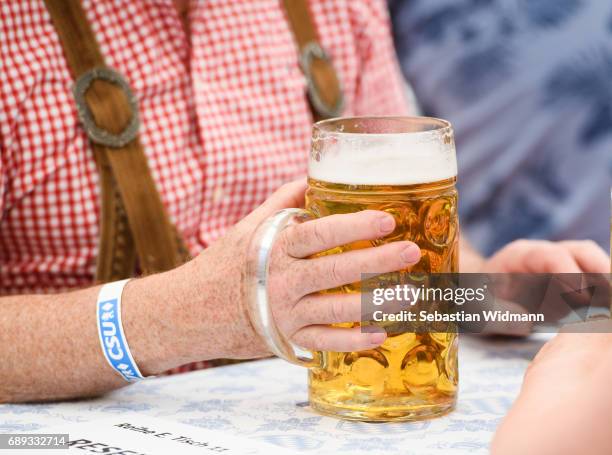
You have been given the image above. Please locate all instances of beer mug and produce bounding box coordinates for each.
[247,117,459,421]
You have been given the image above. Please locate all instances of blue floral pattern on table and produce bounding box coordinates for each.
[181,417,234,431]
[391,0,612,255]
[179,399,239,413]
[0,335,551,454]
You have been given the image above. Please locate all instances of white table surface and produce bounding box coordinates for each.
[0,334,551,454]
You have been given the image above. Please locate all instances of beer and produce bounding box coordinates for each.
[305,117,459,421]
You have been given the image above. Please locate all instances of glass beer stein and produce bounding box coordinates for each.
[247,117,459,421]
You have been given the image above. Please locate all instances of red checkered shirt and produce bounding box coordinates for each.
[0,0,411,297]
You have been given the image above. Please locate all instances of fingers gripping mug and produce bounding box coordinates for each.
[247,117,459,421]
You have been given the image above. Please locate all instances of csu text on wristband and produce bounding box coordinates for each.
[96,279,144,382]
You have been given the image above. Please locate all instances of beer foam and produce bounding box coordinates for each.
[308,131,457,185]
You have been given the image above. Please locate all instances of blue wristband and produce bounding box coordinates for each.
[96,279,144,382]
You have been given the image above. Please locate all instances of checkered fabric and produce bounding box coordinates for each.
[0,0,411,296]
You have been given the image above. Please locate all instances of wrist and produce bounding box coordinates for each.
[120,270,191,375]
[123,251,268,374]
[186,251,269,359]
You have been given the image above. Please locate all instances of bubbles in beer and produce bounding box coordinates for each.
[343,350,388,396]
[401,342,441,396]
[306,177,458,421]
[306,117,459,421]
[422,198,457,247]
[380,331,417,352]
[412,249,445,274]
[430,331,450,347]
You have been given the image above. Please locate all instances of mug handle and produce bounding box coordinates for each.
[246,208,323,368]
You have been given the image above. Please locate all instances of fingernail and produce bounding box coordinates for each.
[400,244,421,263]
[378,215,395,234]
[369,332,387,345]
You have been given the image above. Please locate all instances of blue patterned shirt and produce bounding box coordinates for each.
[390,0,612,255]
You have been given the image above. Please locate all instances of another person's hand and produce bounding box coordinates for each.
[491,320,612,455]
[168,179,421,363]
[468,239,609,274]
[459,239,609,336]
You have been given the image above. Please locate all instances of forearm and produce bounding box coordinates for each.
[0,283,124,402]
[0,256,261,403]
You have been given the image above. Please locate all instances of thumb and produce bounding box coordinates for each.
[253,178,307,218]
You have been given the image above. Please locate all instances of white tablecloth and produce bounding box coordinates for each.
[0,334,551,454]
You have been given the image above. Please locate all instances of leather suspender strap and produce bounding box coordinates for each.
[43,0,337,282]
[282,0,345,120]
[43,0,189,282]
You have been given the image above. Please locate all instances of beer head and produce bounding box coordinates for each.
[309,117,457,186]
